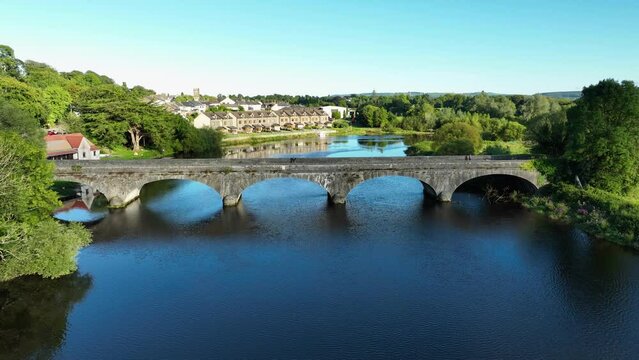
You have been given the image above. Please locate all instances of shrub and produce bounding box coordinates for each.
[433,122,482,154]
[483,143,511,155]
[436,139,475,155]
[525,183,639,247]
[332,119,350,128]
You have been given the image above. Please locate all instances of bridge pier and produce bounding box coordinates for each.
[223,194,242,207]
[437,191,453,202]
[328,192,347,205]
[101,187,141,208]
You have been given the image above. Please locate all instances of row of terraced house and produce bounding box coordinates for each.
[192,107,332,133]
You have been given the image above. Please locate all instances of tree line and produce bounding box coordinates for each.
[0,44,226,281]
[0,45,222,158]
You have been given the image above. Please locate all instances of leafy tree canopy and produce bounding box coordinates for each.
[433,122,483,154]
[564,79,639,194]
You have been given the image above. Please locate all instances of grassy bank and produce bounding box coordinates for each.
[222,130,332,146]
[102,147,167,160]
[525,183,639,249]
[333,126,430,136]
[405,140,531,156]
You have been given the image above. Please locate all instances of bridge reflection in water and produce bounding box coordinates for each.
[53,156,541,209]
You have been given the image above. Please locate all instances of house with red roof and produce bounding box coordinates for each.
[44,133,101,160]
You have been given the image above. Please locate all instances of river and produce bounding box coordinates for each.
[223,134,425,158]
[2,135,639,359]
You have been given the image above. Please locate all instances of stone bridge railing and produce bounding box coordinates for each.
[53,156,541,208]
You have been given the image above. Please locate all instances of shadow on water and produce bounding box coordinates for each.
[0,273,92,360]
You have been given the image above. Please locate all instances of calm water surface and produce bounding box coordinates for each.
[224,134,418,158]
[2,136,639,359]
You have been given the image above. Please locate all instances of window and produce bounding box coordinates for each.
[83,152,86,158]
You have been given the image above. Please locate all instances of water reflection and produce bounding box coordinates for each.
[225,135,425,159]
[139,180,223,226]
[14,171,639,358]
[0,273,92,360]
[53,193,108,223]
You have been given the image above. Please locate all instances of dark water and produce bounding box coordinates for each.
[3,176,639,359]
[224,135,422,158]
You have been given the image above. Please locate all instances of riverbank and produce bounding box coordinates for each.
[406,140,531,156]
[101,147,168,160]
[222,129,335,146]
[524,183,639,249]
[221,126,429,147]
[333,126,430,137]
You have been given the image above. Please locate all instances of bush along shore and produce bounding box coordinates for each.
[524,184,639,250]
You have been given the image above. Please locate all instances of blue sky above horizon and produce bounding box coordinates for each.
[1,0,638,96]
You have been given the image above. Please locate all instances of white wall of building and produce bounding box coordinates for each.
[193,112,212,129]
[77,138,100,160]
[320,106,348,118]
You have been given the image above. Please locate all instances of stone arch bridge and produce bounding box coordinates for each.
[53,156,541,208]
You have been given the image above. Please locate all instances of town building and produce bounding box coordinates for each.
[320,106,349,119]
[265,102,290,111]
[192,107,330,133]
[45,133,100,160]
[275,107,330,129]
[178,100,207,116]
[220,97,236,105]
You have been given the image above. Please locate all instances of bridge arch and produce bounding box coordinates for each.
[346,175,438,203]
[240,177,331,204]
[451,174,538,200]
[138,178,223,203]
[219,173,348,206]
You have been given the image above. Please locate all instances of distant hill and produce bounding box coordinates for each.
[537,91,582,100]
[341,91,581,99]
[349,91,503,98]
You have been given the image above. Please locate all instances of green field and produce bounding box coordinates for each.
[102,147,167,160]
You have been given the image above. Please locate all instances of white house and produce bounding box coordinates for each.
[220,97,236,105]
[266,102,290,111]
[320,106,349,119]
[178,101,207,116]
[45,133,100,160]
[236,100,262,111]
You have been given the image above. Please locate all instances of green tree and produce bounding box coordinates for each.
[433,122,483,154]
[526,110,568,156]
[331,110,342,119]
[401,102,436,131]
[0,45,24,79]
[483,143,511,155]
[520,94,562,122]
[174,94,194,103]
[0,76,47,124]
[0,132,91,280]
[466,93,516,119]
[180,127,223,158]
[43,85,72,126]
[498,121,526,141]
[357,104,389,127]
[564,79,639,194]
[0,100,43,143]
[436,139,476,155]
[59,111,85,134]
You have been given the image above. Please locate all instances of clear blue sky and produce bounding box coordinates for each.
[1,0,638,95]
